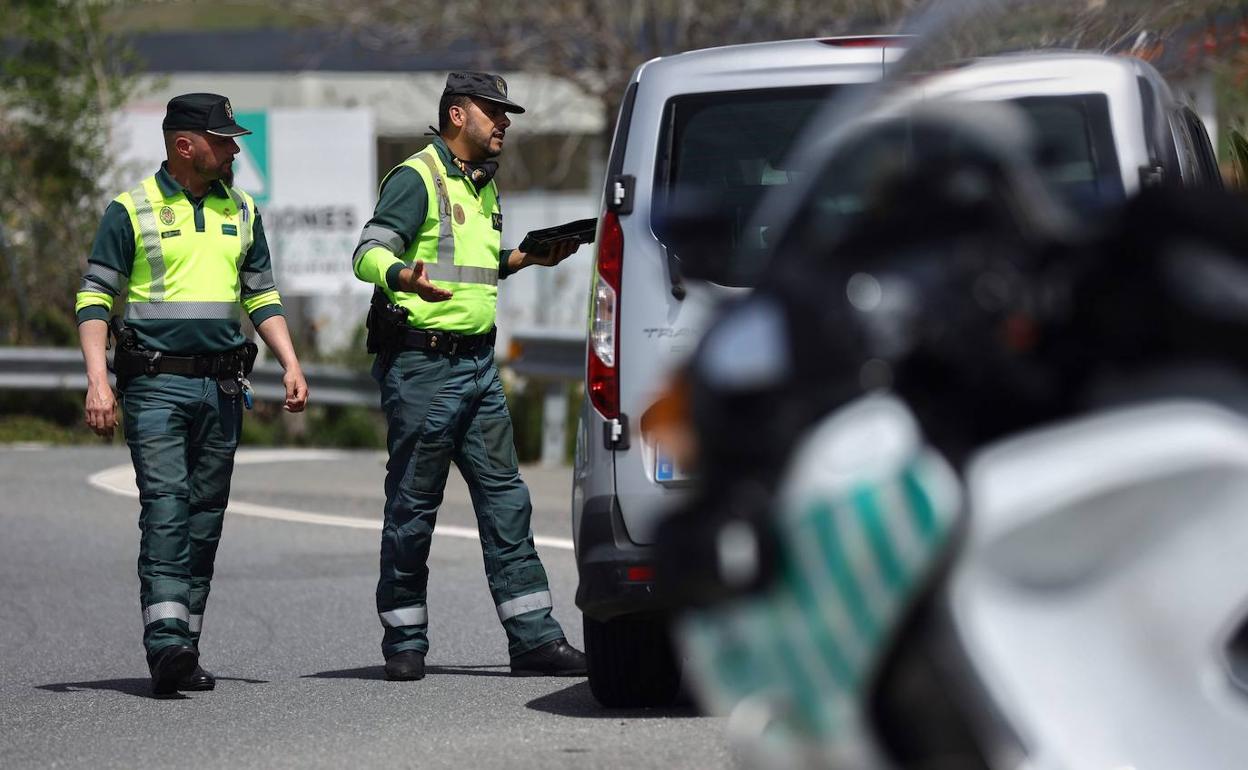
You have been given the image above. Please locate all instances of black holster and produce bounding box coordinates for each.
[366,288,410,368]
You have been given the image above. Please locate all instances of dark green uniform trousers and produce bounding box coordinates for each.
[374,347,565,659]
[121,373,240,657]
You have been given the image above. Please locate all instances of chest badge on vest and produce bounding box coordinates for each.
[453,203,466,226]
[159,206,176,226]
[491,212,502,231]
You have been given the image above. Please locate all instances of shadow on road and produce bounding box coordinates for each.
[303,666,387,680]
[526,681,706,720]
[304,664,513,680]
[35,676,265,699]
[37,678,163,699]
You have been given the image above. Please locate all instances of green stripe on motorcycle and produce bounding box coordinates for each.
[853,485,907,592]
[808,501,878,644]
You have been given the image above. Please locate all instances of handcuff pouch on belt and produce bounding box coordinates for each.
[108,316,258,400]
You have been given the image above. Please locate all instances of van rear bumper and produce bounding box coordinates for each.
[574,494,662,622]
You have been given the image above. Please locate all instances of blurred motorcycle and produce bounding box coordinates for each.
[652,100,1248,769]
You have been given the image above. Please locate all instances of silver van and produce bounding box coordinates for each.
[572,36,906,707]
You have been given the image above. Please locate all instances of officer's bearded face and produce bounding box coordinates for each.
[191,132,239,185]
[463,98,510,160]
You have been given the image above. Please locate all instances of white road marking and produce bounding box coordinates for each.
[87,450,575,551]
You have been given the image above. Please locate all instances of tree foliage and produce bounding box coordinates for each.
[0,0,140,345]
[298,0,1239,124]
[294,0,919,127]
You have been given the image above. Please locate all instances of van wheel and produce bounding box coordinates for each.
[584,612,681,707]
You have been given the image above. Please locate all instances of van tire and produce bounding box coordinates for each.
[584,612,681,708]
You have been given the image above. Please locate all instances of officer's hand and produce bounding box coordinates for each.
[523,238,579,268]
[84,380,117,439]
[283,366,308,413]
[398,260,453,302]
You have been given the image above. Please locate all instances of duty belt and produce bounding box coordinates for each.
[112,343,257,379]
[399,326,496,356]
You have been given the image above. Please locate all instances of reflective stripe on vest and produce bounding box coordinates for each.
[129,182,168,301]
[126,301,239,320]
[415,153,457,269]
[226,187,254,265]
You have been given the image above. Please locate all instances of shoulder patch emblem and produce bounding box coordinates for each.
[158,206,176,226]
[453,203,465,226]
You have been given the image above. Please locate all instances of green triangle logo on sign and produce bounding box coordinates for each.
[234,111,269,204]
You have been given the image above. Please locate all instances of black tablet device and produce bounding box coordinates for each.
[518,218,598,256]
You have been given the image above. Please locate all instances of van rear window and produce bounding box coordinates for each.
[1012,94,1124,208]
[778,93,1125,264]
[655,86,840,287]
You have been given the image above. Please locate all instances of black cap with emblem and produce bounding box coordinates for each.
[162,93,252,137]
[442,72,526,114]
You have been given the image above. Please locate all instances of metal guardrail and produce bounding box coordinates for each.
[0,347,377,407]
[503,330,586,381]
[0,336,587,407]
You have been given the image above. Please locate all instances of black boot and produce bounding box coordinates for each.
[384,650,426,681]
[510,639,587,677]
[177,664,216,691]
[147,644,198,696]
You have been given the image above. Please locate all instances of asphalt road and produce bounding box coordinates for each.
[0,446,733,769]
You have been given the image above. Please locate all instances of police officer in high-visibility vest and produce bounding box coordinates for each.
[353,72,586,681]
[77,93,309,696]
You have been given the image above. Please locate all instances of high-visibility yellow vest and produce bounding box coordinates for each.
[115,175,270,325]
[381,146,501,334]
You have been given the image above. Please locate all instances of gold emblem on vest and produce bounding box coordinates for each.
[159,206,176,226]
[453,203,466,225]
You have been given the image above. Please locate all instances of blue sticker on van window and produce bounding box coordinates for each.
[222,224,238,236]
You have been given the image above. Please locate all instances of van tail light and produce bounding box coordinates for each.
[588,210,623,419]
[817,35,910,47]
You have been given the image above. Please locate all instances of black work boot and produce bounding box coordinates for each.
[147,644,198,696]
[177,664,216,691]
[384,650,426,681]
[510,639,588,677]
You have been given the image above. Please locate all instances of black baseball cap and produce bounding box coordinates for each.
[162,93,252,137]
[442,72,525,114]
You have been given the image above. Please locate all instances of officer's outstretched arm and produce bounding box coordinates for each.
[396,260,453,301]
[506,238,580,272]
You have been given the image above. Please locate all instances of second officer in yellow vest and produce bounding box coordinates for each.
[352,72,586,680]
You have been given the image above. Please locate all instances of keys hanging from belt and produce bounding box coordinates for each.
[217,370,254,409]
[241,376,254,409]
